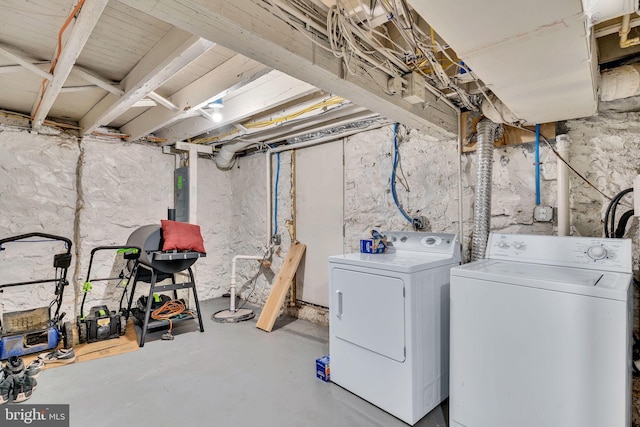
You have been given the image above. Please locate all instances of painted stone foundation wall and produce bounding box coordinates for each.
[0,127,232,324]
[1,99,639,329]
[232,104,639,327]
[0,126,79,320]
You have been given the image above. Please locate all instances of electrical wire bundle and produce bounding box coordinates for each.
[267,0,487,111]
[604,188,634,238]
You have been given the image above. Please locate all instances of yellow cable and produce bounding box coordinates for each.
[192,96,346,145]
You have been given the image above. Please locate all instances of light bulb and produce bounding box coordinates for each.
[212,111,222,122]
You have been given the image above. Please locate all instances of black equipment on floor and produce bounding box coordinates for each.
[76,245,141,344]
[125,225,205,347]
[0,232,74,359]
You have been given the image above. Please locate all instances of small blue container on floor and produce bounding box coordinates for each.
[316,355,330,382]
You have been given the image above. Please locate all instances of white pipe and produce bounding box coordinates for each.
[456,110,465,261]
[230,255,265,312]
[595,16,640,38]
[619,14,640,48]
[216,141,256,169]
[265,122,388,242]
[556,134,571,236]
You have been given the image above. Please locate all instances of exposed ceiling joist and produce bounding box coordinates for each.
[147,91,179,111]
[121,54,266,142]
[60,85,102,93]
[0,52,122,95]
[79,28,215,135]
[71,66,123,95]
[0,44,53,80]
[0,61,51,75]
[31,0,110,130]
[117,0,458,135]
[155,71,319,143]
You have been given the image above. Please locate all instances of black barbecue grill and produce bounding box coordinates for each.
[125,224,205,347]
[126,224,203,274]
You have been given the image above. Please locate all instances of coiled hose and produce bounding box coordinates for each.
[471,119,500,261]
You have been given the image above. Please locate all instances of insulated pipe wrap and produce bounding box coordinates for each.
[471,119,500,261]
[600,64,640,101]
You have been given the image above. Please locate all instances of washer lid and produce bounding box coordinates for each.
[329,250,459,273]
[451,259,631,301]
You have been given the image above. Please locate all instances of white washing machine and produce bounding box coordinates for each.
[450,233,633,427]
[329,231,460,425]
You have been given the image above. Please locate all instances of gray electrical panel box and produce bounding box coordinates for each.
[174,167,189,222]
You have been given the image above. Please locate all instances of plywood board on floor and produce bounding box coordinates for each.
[256,243,306,332]
[73,319,139,363]
[19,319,139,369]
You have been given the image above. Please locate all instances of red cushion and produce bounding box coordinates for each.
[161,220,206,253]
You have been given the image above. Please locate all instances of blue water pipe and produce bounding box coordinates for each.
[391,123,412,223]
[273,152,281,236]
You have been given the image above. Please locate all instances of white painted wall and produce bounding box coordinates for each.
[0,126,78,319]
[195,156,234,300]
[296,142,344,307]
[75,137,173,313]
[223,151,292,307]
[0,127,233,325]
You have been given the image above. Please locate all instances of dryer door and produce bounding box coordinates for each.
[331,267,406,362]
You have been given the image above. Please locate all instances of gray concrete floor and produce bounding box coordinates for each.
[28,298,448,426]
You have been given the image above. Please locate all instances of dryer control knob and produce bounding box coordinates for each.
[513,242,526,250]
[586,245,607,260]
[421,236,441,246]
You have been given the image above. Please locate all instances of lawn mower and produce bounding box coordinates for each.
[77,245,140,344]
[0,232,74,360]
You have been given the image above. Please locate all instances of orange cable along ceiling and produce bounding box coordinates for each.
[32,0,86,121]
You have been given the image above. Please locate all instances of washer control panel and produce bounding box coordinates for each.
[487,233,631,272]
[383,231,459,254]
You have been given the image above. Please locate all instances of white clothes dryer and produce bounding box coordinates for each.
[329,232,460,425]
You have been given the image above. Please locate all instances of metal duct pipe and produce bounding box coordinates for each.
[471,119,500,261]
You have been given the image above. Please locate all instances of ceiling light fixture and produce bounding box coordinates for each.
[208,98,224,123]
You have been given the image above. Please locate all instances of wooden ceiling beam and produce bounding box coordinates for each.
[117,0,458,135]
[155,71,319,143]
[0,44,52,80]
[121,54,266,142]
[79,27,214,135]
[31,0,109,130]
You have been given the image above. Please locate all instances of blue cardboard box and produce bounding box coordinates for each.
[360,238,386,254]
[316,355,330,382]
